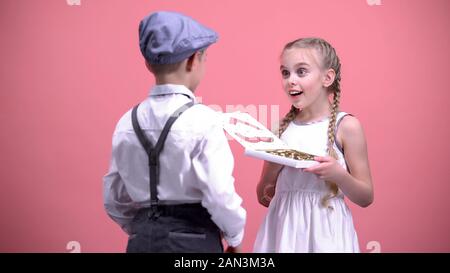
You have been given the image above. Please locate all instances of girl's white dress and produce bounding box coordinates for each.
[253,112,360,253]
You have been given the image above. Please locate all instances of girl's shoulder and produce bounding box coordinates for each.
[337,113,366,147]
[338,113,363,134]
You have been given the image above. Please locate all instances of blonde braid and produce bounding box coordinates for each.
[321,89,341,209]
[278,105,298,137]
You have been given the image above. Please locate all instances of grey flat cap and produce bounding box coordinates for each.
[139,11,218,65]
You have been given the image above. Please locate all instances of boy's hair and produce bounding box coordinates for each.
[148,49,206,75]
[278,37,342,209]
[148,61,184,75]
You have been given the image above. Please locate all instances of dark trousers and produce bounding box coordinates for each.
[126,203,223,253]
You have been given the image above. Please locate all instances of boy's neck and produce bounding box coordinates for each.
[154,76,194,92]
[155,75,186,85]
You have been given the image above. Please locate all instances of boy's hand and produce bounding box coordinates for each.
[304,156,346,183]
[225,245,242,253]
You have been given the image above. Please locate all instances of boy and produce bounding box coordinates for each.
[103,11,246,253]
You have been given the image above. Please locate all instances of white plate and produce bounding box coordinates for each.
[245,149,318,169]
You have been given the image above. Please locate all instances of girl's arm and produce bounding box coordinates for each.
[256,161,284,207]
[305,116,374,207]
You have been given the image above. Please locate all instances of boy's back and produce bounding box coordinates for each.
[103,11,246,253]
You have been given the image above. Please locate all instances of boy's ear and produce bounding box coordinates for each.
[323,68,336,88]
[186,52,199,72]
[145,60,153,72]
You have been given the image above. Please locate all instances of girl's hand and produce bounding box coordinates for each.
[304,156,346,183]
[257,161,283,207]
[262,184,276,204]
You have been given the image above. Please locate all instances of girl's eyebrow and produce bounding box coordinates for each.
[280,62,310,70]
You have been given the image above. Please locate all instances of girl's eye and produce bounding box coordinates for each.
[281,70,290,78]
[296,68,307,76]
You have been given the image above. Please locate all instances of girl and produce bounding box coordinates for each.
[253,38,373,253]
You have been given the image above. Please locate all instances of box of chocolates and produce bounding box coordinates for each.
[222,112,318,168]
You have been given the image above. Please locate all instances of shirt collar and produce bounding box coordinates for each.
[149,84,196,101]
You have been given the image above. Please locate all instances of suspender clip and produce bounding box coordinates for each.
[148,204,161,220]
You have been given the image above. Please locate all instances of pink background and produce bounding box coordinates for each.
[1,0,449,252]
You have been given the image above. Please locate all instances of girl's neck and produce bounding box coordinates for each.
[296,103,331,124]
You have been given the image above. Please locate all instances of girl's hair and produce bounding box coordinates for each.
[278,37,342,209]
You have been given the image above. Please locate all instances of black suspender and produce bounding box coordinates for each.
[131,101,195,219]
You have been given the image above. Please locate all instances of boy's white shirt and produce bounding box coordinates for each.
[103,84,246,247]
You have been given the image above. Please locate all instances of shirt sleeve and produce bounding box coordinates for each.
[103,133,137,235]
[191,119,247,247]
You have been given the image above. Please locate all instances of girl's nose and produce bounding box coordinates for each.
[288,77,297,86]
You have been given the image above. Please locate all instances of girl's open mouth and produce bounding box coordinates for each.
[289,90,303,97]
